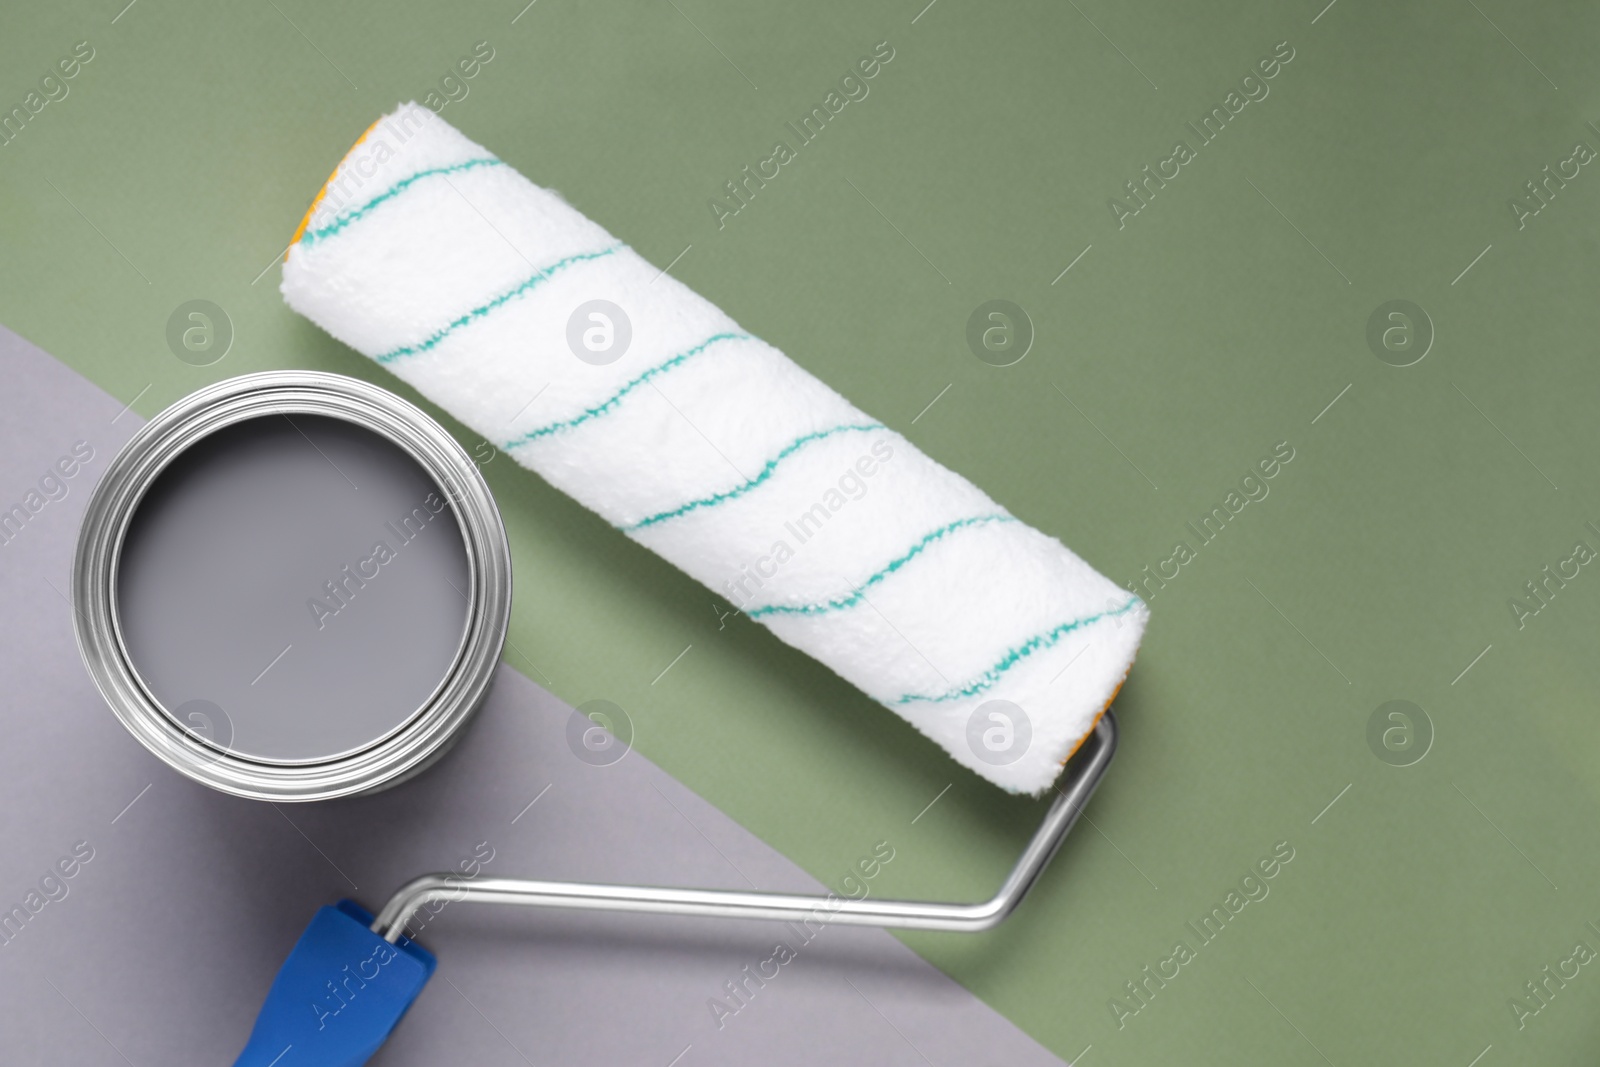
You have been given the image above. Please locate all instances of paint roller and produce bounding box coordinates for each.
[234,103,1148,1065]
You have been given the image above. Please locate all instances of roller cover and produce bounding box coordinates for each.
[280,103,1147,795]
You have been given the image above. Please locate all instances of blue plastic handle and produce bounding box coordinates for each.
[233,900,435,1066]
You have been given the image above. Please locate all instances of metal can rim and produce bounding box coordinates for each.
[72,371,512,801]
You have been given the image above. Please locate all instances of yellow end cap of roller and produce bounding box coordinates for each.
[288,115,388,252]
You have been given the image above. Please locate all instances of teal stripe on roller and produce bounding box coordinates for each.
[302,157,505,245]
[747,514,1018,619]
[504,332,751,449]
[623,423,885,532]
[375,245,622,364]
[893,596,1144,706]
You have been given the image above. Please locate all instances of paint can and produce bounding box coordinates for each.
[72,371,511,801]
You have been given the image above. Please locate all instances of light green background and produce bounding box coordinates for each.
[4,0,1600,1061]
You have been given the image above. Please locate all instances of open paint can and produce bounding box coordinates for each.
[72,372,511,801]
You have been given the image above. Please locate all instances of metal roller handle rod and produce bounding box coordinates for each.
[371,713,1117,943]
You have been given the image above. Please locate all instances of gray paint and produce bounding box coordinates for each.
[116,414,470,762]
[0,325,1067,1067]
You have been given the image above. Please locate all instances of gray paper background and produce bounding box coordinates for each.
[0,325,1065,1066]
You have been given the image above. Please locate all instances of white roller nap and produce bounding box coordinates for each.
[281,103,1148,795]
